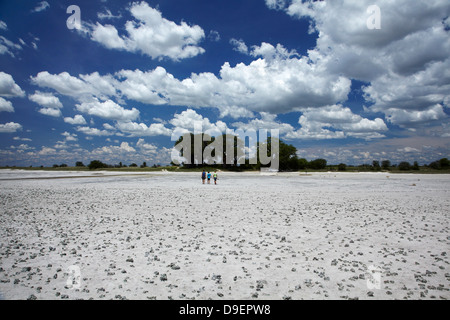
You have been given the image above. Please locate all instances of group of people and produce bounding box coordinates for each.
[201,170,218,185]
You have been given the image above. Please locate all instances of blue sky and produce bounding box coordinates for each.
[0,0,449,166]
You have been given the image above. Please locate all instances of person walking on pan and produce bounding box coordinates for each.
[213,171,218,185]
[207,171,211,184]
[201,170,206,184]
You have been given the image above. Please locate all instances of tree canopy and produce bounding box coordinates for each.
[172,134,330,171]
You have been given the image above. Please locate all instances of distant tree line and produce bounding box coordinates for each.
[73,156,448,171]
[169,133,450,172]
[170,133,329,171]
[19,135,449,172]
[57,160,161,170]
[336,158,450,172]
[82,161,161,170]
[428,158,450,170]
[335,160,420,171]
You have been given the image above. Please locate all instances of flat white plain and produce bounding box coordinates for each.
[0,170,448,300]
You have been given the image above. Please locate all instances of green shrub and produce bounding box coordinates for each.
[88,160,108,170]
[398,161,411,171]
[308,158,327,170]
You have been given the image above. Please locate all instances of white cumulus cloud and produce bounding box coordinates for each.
[64,114,87,125]
[271,0,450,128]
[32,1,50,13]
[76,126,115,136]
[38,107,62,117]
[76,99,139,121]
[116,120,172,137]
[0,72,25,97]
[90,1,205,61]
[29,91,63,109]
[0,122,22,133]
[0,97,14,112]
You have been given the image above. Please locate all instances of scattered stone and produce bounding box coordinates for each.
[256,280,267,291]
[168,263,180,270]
[212,274,222,284]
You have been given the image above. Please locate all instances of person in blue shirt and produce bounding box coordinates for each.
[201,170,206,184]
[207,171,211,184]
